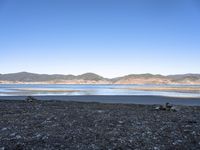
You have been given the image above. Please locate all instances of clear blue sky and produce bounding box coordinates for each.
[0,0,200,77]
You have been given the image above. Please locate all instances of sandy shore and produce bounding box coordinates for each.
[0,99,200,149]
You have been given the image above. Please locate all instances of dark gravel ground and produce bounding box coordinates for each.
[0,100,200,150]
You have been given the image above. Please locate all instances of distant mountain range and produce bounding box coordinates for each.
[0,72,200,84]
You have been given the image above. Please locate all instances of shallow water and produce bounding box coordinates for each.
[0,84,200,98]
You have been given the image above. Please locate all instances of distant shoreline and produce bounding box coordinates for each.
[127,86,200,93]
[1,82,200,85]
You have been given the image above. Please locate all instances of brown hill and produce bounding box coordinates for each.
[0,72,200,84]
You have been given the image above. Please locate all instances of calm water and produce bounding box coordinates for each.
[0,84,200,98]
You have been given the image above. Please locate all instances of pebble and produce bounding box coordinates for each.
[153,147,160,150]
[147,131,152,135]
[136,122,142,126]
[153,136,157,140]
[173,140,183,145]
[35,133,42,138]
[97,110,104,113]
[185,125,192,128]
[1,128,7,131]
[0,100,200,149]
[42,136,48,140]
[10,133,16,137]
[15,135,22,139]
[192,131,196,135]
[118,121,123,124]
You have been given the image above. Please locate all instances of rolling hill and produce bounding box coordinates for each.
[0,72,200,84]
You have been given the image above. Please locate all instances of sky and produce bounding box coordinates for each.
[0,0,200,78]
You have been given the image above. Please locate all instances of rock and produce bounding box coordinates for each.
[165,103,173,110]
[10,133,16,137]
[155,106,160,110]
[0,100,200,149]
[192,131,196,135]
[1,127,7,131]
[147,131,152,135]
[25,96,37,102]
[173,140,183,145]
[154,147,160,150]
[97,110,104,113]
[35,133,42,139]
[155,105,166,111]
[155,103,176,111]
[14,143,24,150]
[170,106,178,112]
[118,121,123,124]
[15,135,22,139]
[42,136,48,140]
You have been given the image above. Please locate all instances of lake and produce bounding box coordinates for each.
[0,84,200,98]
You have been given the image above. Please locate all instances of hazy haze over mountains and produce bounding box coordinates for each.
[0,72,200,85]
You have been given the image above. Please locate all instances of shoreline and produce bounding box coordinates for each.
[1,95,200,106]
[1,80,200,84]
[128,86,200,93]
[1,83,200,85]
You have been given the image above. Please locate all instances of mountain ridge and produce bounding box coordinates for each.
[0,72,200,84]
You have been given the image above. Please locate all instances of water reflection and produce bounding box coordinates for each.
[0,84,200,98]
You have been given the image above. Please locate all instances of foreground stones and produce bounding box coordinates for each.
[155,102,178,111]
[0,100,200,150]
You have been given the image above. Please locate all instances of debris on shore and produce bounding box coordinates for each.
[25,96,38,102]
[155,102,178,111]
[0,100,200,149]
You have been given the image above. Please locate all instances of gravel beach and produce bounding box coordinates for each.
[0,99,200,150]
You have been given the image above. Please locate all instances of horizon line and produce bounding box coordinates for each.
[1,71,200,79]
